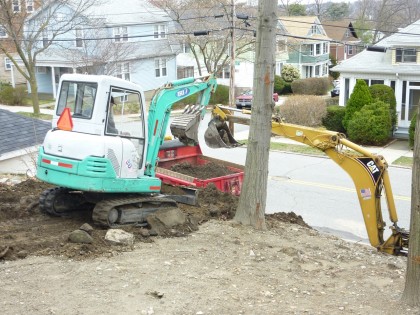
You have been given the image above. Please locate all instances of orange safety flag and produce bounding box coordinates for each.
[57,107,73,131]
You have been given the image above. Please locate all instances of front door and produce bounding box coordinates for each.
[401,83,420,128]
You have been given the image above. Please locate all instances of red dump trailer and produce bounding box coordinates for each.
[156,141,244,196]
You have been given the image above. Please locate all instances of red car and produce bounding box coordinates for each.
[235,90,279,109]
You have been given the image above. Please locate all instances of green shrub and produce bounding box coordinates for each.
[0,85,27,105]
[209,84,229,105]
[368,84,397,131]
[275,95,327,127]
[274,75,292,95]
[291,77,330,96]
[343,79,372,130]
[322,105,346,133]
[409,112,416,149]
[347,101,391,145]
[281,64,300,82]
[329,55,340,80]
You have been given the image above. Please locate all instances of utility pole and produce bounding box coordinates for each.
[229,0,236,134]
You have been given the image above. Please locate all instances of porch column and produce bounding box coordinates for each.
[51,66,56,99]
[10,64,15,88]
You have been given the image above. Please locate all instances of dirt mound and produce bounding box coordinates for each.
[170,161,234,179]
[0,178,309,262]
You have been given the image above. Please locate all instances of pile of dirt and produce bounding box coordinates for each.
[0,178,307,262]
[170,161,235,179]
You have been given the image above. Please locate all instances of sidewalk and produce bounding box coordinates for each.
[0,103,55,115]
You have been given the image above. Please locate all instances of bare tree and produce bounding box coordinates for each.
[0,0,100,115]
[352,0,412,44]
[152,0,255,76]
[234,0,277,229]
[402,108,420,306]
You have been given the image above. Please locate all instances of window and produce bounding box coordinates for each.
[57,81,97,119]
[346,45,354,55]
[316,43,321,55]
[310,24,321,35]
[116,62,130,81]
[396,48,416,63]
[315,65,320,76]
[12,0,20,12]
[155,58,167,77]
[0,26,7,38]
[177,66,194,79]
[345,29,350,38]
[26,0,33,12]
[323,42,329,54]
[182,42,191,53]
[75,28,83,47]
[114,27,128,42]
[154,24,167,39]
[277,40,286,53]
[36,66,47,74]
[4,58,11,71]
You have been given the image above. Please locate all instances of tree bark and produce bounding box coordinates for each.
[402,106,420,306]
[29,75,40,115]
[233,0,277,230]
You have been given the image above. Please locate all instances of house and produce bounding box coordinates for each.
[331,19,420,138]
[322,19,361,63]
[23,0,177,100]
[0,109,50,174]
[278,16,331,79]
[0,0,37,87]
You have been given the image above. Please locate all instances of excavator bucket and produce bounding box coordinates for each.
[170,104,202,145]
[204,117,240,148]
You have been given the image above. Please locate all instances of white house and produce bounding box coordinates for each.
[24,0,177,100]
[332,20,420,138]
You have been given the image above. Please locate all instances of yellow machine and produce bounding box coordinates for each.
[204,105,409,256]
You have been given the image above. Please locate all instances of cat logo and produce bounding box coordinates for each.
[366,160,379,174]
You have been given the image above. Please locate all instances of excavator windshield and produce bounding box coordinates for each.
[57,81,97,119]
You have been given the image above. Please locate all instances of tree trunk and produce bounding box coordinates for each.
[29,75,40,115]
[233,0,277,230]
[402,107,420,306]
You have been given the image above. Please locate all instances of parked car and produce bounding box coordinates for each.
[330,86,340,97]
[235,90,279,109]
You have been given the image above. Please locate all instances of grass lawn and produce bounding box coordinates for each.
[392,156,413,168]
[17,111,52,120]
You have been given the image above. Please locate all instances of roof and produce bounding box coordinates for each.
[378,19,420,47]
[322,19,359,42]
[331,19,420,75]
[279,16,330,41]
[0,109,50,156]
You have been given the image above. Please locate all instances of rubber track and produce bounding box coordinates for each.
[92,196,178,227]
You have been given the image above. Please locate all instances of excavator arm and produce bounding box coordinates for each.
[205,105,409,256]
[145,74,217,177]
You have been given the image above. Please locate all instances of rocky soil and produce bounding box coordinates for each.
[0,176,418,315]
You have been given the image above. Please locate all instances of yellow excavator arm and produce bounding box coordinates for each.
[206,105,409,256]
